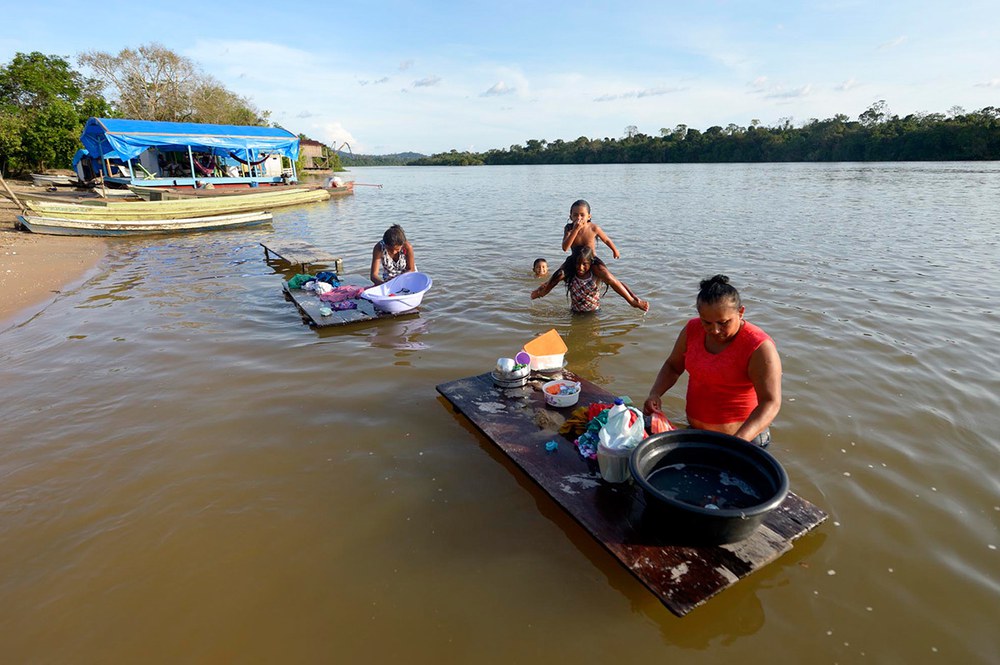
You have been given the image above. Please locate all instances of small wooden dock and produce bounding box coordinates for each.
[436,372,827,616]
[261,240,343,274]
[282,279,417,328]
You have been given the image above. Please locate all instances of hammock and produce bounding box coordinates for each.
[193,156,217,176]
[228,151,270,166]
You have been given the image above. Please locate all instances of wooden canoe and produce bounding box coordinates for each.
[30,173,78,187]
[130,181,353,201]
[21,188,330,220]
[17,210,273,236]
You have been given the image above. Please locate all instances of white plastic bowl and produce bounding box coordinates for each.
[542,379,581,407]
[362,272,433,313]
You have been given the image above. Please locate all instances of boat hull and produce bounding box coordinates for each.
[17,210,273,236]
[130,181,354,201]
[31,173,78,187]
[22,188,330,220]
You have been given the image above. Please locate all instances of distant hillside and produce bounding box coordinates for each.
[337,152,425,166]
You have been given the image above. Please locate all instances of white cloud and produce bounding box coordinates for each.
[835,78,859,92]
[764,84,812,99]
[594,86,684,102]
[482,81,515,97]
[877,36,907,50]
[399,59,414,71]
[317,122,358,151]
[413,75,442,87]
[974,78,1000,88]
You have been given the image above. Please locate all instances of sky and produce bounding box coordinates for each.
[3,1,998,155]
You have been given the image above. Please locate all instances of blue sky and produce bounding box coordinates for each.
[3,1,998,154]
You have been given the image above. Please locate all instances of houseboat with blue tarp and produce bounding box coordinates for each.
[77,118,301,189]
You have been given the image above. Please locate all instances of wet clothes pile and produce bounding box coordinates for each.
[318,285,366,303]
[287,272,342,290]
[558,398,638,459]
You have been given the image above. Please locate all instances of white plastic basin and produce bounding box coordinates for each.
[362,272,433,313]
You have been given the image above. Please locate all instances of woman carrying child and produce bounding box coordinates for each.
[562,199,620,260]
[531,246,648,313]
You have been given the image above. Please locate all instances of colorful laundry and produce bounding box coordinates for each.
[315,271,340,285]
[287,273,315,289]
[329,300,357,311]
[318,285,366,303]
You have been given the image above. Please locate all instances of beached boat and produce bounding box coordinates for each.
[30,173,78,187]
[20,188,331,220]
[16,210,273,236]
[129,180,355,201]
[130,182,321,200]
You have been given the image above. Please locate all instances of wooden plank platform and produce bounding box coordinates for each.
[436,372,828,616]
[282,279,417,328]
[261,240,343,274]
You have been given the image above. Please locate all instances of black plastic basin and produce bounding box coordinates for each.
[629,430,789,545]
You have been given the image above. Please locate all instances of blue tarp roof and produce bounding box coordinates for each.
[79,118,300,163]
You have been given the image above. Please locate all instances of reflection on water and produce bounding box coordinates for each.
[1,163,999,663]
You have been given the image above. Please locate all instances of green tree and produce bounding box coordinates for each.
[79,43,265,125]
[0,51,107,173]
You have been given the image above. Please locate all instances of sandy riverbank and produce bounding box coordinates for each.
[0,180,106,326]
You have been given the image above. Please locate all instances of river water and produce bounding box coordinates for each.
[1,163,997,663]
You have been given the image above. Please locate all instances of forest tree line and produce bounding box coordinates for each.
[0,45,273,175]
[409,102,1000,166]
[4,46,999,175]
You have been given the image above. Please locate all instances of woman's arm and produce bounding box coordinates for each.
[594,264,648,311]
[733,340,783,441]
[531,269,565,299]
[643,327,688,414]
[404,242,416,273]
[369,244,384,285]
[595,225,620,259]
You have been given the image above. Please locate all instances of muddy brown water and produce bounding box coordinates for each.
[1,163,997,662]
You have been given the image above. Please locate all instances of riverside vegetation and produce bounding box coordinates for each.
[3,48,998,175]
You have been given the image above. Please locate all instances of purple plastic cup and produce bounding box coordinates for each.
[515,351,531,365]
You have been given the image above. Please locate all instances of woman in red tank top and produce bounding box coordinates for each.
[643,275,782,446]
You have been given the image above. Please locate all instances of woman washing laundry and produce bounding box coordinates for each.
[370,224,416,285]
[643,275,781,447]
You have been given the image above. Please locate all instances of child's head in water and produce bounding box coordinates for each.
[533,258,548,277]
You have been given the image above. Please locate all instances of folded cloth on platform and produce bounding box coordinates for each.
[287,273,314,289]
[318,285,366,303]
[559,405,593,437]
[315,271,340,285]
[330,300,357,311]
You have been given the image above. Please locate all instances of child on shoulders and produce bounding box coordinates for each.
[561,199,620,260]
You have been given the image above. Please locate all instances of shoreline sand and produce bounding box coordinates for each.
[0,181,107,326]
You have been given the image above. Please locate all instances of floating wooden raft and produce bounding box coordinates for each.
[282,279,416,328]
[261,240,343,274]
[436,372,827,617]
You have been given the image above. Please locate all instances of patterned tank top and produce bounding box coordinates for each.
[379,241,408,281]
[569,273,600,312]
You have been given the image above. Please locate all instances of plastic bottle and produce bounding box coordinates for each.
[598,399,633,483]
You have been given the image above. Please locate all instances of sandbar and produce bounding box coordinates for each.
[0,181,106,326]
